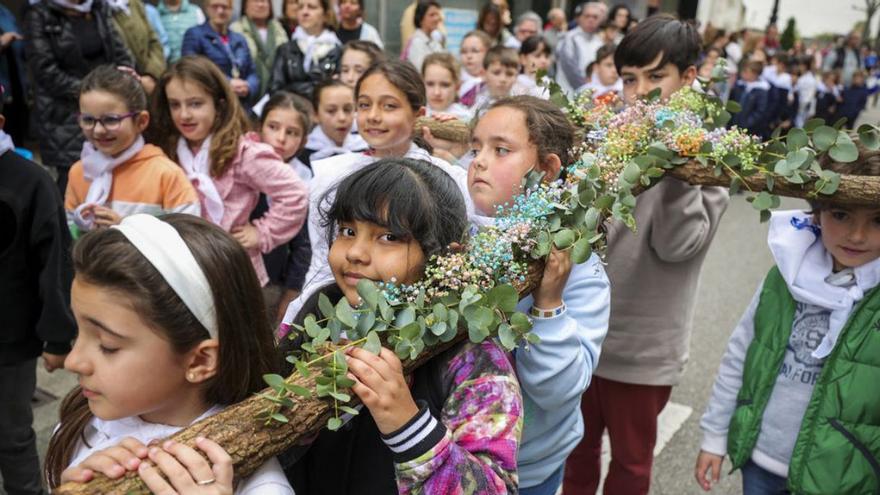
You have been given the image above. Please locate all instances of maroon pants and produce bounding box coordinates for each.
[563,376,672,495]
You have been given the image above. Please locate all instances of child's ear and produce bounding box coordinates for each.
[539,153,563,182]
[417,106,427,118]
[682,65,698,87]
[184,339,220,384]
[135,111,150,133]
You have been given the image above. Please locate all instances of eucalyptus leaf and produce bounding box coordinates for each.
[399,321,421,341]
[829,132,858,162]
[287,384,312,398]
[498,323,517,351]
[395,306,416,327]
[786,128,808,151]
[356,279,379,309]
[304,315,321,339]
[364,330,382,354]
[327,417,343,431]
[318,293,335,319]
[858,124,880,150]
[812,125,838,151]
[553,229,576,249]
[271,413,289,423]
[571,236,592,264]
[486,284,519,312]
[263,373,286,392]
[339,406,360,416]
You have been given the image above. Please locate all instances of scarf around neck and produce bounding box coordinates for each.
[306,125,367,161]
[50,0,95,13]
[245,17,280,60]
[292,26,340,71]
[72,135,145,230]
[104,0,130,14]
[176,135,225,225]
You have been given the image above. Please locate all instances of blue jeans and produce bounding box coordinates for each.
[519,465,564,495]
[742,460,790,495]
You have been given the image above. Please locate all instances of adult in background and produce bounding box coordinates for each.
[506,11,542,50]
[24,0,134,193]
[0,4,29,145]
[270,0,340,100]
[158,0,205,63]
[403,0,445,73]
[231,0,287,101]
[279,0,299,37]
[110,0,166,93]
[477,2,513,47]
[336,0,383,48]
[543,7,566,50]
[607,4,630,42]
[182,0,258,108]
[823,30,863,87]
[143,1,171,60]
[556,1,606,93]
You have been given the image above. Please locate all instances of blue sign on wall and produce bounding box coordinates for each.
[444,8,479,56]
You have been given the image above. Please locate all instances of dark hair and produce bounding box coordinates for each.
[313,78,354,110]
[342,40,386,67]
[321,158,468,258]
[520,35,552,57]
[614,14,700,74]
[81,65,148,113]
[45,214,277,488]
[414,0,441,30]
[594,43,616,65]
[484,45,519,69]
[484,95,578,174]
[477,3,503,39]
[608,4,631,32]
[240,0,273,21]
[741,59,764,76]
[260,91,313,157]
[356,60,426,111]
[150,56,250,178]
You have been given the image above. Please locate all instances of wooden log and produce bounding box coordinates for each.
[667,161,880,206]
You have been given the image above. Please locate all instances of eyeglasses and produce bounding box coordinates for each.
[77,112,138,131]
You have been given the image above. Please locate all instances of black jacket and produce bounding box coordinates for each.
[0,150,77,365]
[23,0,133,169]
[269,40,341,101]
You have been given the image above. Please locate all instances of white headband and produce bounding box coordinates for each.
[111,215,219,339]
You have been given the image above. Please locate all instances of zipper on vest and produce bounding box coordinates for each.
[827,417,880,493]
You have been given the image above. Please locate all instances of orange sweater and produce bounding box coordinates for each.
[65,144,200,229]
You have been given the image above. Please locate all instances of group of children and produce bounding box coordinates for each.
[2,10,880,495]
[730,52,877,139]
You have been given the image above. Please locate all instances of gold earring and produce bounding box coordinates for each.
[188,372,196,381]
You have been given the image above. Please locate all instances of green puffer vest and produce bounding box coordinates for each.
[727,266,880,494]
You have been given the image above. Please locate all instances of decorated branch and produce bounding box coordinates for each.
[56,78,880,494]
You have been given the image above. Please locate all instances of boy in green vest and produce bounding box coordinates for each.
[695,151,880,494]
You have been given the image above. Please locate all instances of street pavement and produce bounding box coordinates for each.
[6,107,879,495]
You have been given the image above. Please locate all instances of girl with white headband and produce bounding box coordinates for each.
[46,214,293,494]
[65,65,200,238]
[150,55,308,289]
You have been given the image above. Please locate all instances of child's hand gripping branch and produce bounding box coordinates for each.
[345,347,420,435]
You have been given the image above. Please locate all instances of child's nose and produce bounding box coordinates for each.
[64,341,91,376]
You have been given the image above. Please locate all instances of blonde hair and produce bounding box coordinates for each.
[422,52,461,86]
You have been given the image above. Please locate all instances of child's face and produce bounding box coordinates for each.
[165,77,217,148]
[317,85,356,146]
[424,64,458,111]
[329,219,426,306]
[595,55,619,86]
[260,107,305,161]
[520,49,551,76]
[620,53,696,105]
[741,67,757,82]
[79,90,148,157]
[817,207,880,271]
[284,0,299,19]
[460,36,488,77]
[339,49,372,88]
[485,62,518,98]
[65,278,208,424]
[357,74,420,157]
[853,73,866,86]
[468,106,539,215]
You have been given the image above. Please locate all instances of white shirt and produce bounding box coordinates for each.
[67,406,294,494]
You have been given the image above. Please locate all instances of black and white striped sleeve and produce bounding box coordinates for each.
[380,401,447,462]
